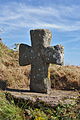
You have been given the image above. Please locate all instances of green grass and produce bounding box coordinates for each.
[0,92,24,120]
[11,93,79,120]
[0,91,80,120]
[24,103,80,120]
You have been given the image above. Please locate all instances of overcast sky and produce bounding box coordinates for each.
[0,0,80,65]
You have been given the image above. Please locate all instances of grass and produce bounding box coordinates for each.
[0,92,79,120]
[0,92,24,120]
[50,65,80,90]
[24,100,80,120]
[20,98,80,120]
[0,42,29,89]
[5,92,80,120]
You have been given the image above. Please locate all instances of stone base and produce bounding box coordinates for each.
[5,90,79,108]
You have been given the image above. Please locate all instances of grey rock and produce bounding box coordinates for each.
[19,29,64,93]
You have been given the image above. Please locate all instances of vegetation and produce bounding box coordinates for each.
[0,92,24,120]
[0,91,80,120]
[0,42,29,90]
[24,103,80,120]
[50,65,80,90]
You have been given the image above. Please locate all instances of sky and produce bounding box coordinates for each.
[0,0,80,66]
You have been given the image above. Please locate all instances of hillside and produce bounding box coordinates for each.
[0,42,30,90]
[0,42,80,90]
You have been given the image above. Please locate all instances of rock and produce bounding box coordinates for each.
[5,90,79,108]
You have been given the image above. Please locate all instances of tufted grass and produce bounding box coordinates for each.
[0,92,24,120]
[0,91,80,120]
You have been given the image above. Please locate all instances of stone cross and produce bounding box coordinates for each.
[19,29,64,93]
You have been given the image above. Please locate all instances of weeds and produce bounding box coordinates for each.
[20,95,80,120]
[0,92,24,120]
[0,91,80,120]
[24,103,80,120]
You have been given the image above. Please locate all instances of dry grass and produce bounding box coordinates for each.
[0,42,80,90]
[0,43,30,89]
[50,65,80,90]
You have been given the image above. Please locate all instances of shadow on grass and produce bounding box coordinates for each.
[6,88,30,92]
[0,80,7,90]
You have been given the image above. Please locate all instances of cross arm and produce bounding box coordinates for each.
[19,44,33,66]
[42,45,64,65]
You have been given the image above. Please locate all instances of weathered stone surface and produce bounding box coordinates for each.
[19,29,64,93]
[5,90,79,108]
